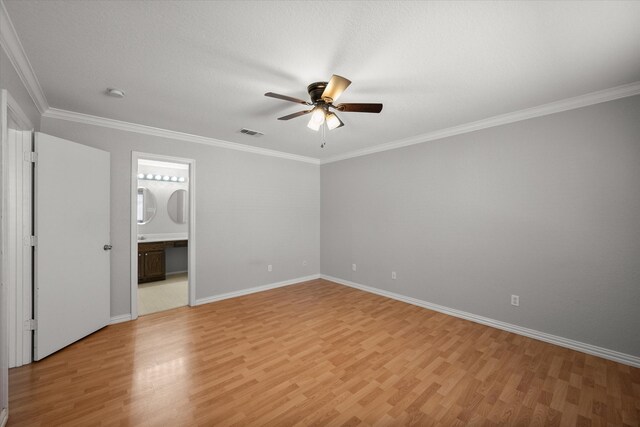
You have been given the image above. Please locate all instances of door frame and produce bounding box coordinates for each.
[1,89,34,422]
[130,152,196,319]
[1,89,34,370]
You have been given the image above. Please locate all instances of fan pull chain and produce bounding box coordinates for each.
[320,123,327,148]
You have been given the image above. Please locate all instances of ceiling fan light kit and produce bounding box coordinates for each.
[307,107,326,131]
[325,112,343,130]
[265,74,383,139]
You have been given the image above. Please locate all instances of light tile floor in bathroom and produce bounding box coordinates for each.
[138,273,188,316]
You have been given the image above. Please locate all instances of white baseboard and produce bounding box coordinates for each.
[196,274,321,306]
[1,408,7,427]
[109,314,133,325]
[111,274,321,322]
[166,270,188,276]
[320,275,640,368]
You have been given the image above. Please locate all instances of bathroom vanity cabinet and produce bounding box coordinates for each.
[138,240,188,283]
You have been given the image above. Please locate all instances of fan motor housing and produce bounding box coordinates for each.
[307,82,328,104]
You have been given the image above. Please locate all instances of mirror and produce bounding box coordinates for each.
[136,187,157,224]
[168,189,188,224]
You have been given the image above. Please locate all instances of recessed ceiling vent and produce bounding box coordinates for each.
[240,128,264,136]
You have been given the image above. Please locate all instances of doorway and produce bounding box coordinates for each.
[130,153,196,318]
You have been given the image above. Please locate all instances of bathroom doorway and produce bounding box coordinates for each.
[130,153,196,318]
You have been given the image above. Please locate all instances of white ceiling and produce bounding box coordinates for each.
[4,1,640,160]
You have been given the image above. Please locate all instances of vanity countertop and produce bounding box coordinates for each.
[137,233,188,243]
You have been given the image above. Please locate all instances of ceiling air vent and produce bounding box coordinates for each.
[240,128,264,137]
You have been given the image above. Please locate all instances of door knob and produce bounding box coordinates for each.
[103,244,113,250]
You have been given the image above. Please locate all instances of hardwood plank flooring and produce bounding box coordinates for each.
[8,279,640,426]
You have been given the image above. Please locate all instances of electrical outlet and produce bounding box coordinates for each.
[268,264,272,272]
[391,271,397,280]
[511,295,519,306]
[352,264,357,271]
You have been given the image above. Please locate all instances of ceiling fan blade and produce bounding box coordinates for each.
[277,110,312,120]
[321,75,351,103]
[335,103,383,113]
[265,92,310,105]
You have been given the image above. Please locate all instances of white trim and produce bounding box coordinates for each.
[131,152,197,320]
[1,408,7,427]
[195,274,320,306]
[320,81,640,164]
[2,89,33,372]
[0,1,49,114]
[44,108,320,165]
[166,270,188,276]
[1,90,8,417]
[4,92,32,132]
[321,275,640,368]
[109,314,132,325]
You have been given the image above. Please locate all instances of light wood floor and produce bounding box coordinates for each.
[9,279,640,426]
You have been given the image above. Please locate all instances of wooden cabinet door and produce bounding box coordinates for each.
[138,252,144,280]
[144,250,165,281]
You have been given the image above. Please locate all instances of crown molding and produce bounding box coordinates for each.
[42,108,320,164]
[0,0,48,114]
[320,81,640,164]
[42,79,640,167]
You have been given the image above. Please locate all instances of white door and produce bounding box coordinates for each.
[33,133,110,360]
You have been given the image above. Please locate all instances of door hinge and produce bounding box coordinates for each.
[26,236,37,247]
[23,151,38,163]
[24,319,37,331]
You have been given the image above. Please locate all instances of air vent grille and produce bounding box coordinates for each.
[240,128,264,137]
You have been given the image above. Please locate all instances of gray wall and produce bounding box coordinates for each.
[4,45,639,357]
[165,247,188,275]
[321,95,640,357]
[0,47,40,130]
[41,117,320,317]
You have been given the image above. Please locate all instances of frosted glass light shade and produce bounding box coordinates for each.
[307,118,322,131]
[326,113,342,130]
[307,107,325,131]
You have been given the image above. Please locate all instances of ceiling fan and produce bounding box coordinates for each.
[264,75,383,131]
